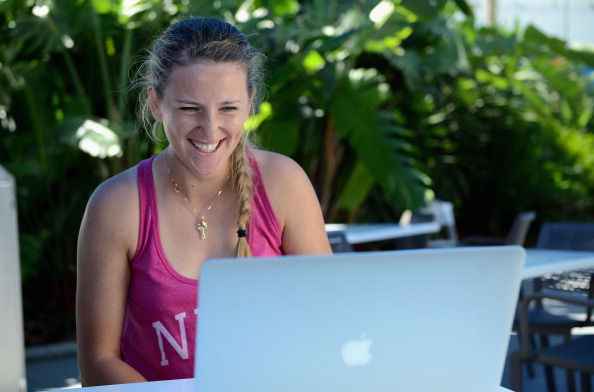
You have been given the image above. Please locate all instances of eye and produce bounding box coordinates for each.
[221,106,238,112]
[180,107,199,113]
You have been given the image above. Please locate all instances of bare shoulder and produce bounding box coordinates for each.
[251,149,308,186]
[80,165,140,258]
[86,166,139,217]
[250,149,331,254]
[250,149,313,205]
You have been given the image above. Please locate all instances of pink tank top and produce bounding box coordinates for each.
[120,153,283,381]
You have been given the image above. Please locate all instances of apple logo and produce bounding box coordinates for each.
[341,333,373,367]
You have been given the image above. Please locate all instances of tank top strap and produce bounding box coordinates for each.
[135,154,159,259]
[247,152,283,254]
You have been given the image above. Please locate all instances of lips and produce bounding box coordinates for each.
[190,139,221,153]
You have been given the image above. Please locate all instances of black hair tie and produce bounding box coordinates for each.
[237,229,247,238]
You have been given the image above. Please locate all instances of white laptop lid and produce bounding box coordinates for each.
[195,246,525,392]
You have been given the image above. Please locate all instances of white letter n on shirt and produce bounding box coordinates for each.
[152,312,189,366]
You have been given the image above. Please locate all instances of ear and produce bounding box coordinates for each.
[148,86,163,122]
[246,93,254,117]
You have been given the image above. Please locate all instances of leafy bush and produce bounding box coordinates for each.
[2,0,594,344]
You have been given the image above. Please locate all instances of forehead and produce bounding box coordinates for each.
[166,60,247,91]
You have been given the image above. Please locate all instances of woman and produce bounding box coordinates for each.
[76,16,331,386]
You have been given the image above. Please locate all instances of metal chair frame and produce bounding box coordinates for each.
[511,292,594,392]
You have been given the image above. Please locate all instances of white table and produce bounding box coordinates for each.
[325,222,441,244]
[42,249,594,392]
[54,379,193,391]
[43,378,513,392]
[523,248,594,280]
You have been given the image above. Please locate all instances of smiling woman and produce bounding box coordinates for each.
[148,61,250,180]
[75,16,332,386]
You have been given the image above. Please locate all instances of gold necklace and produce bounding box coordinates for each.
[165,149,228,240]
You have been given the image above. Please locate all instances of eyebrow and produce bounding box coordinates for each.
[174,99,243,105]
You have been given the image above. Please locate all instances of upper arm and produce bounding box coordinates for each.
[76,170,139,377]
[255,151,332,255]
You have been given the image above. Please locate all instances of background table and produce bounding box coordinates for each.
[523,249,594,280]
[325,222,440,244]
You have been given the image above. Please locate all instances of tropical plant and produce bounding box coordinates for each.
[410,19,594,235]
[2,0,594,345]
[237,0,432,222]
[0,0,199,344]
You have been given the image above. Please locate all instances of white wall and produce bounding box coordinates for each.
[469,0,594,46]
[0,165,27,392]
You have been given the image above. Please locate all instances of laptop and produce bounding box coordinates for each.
[194,246,525,392]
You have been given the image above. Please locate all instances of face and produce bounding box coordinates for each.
[149,60,251,179]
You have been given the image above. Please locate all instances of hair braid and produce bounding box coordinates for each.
[232,135,254,257]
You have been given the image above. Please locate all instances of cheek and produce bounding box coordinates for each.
[165,113,192,130]
[228,117,247,135]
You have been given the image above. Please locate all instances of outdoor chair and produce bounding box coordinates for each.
[512,222,594,391]
[327,231,353,253]
[510,292,594,392]
[461,211,536,246]
[421,199,459,247]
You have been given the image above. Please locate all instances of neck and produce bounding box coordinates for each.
[163,148,231,206]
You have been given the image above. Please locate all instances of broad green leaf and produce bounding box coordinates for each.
[339,161,375,211]
[577,100,594,129]
[257,117,301,157]
[524,25,567,53]
[426,31,469,74]
[330,74,426,209]
[401,0,447,20]
[565,46,594,68]
[453,0,472,16]
[387,49,423,92]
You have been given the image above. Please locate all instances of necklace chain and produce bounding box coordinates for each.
[165,148,227,240]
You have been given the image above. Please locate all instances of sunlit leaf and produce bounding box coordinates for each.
[118,0,153,24]
[303,50,325,74]
[59,117,123,158]
[267,0,298,17]
[369,0,395,27]
[91,0,112,14]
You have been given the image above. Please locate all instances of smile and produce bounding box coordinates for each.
[190,139,221,153]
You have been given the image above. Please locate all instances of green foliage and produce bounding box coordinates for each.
[242,0,429,221]
[422,20,594,233]
[2,0,594,344]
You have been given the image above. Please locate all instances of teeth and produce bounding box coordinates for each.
[191,140,219,153]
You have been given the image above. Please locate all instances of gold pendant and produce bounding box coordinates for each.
[197,216,208,240]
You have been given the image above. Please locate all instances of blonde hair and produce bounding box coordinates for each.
[134,16,265,257]
[231,136,254,257]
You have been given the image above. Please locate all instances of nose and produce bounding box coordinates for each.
[196,110,218,140]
